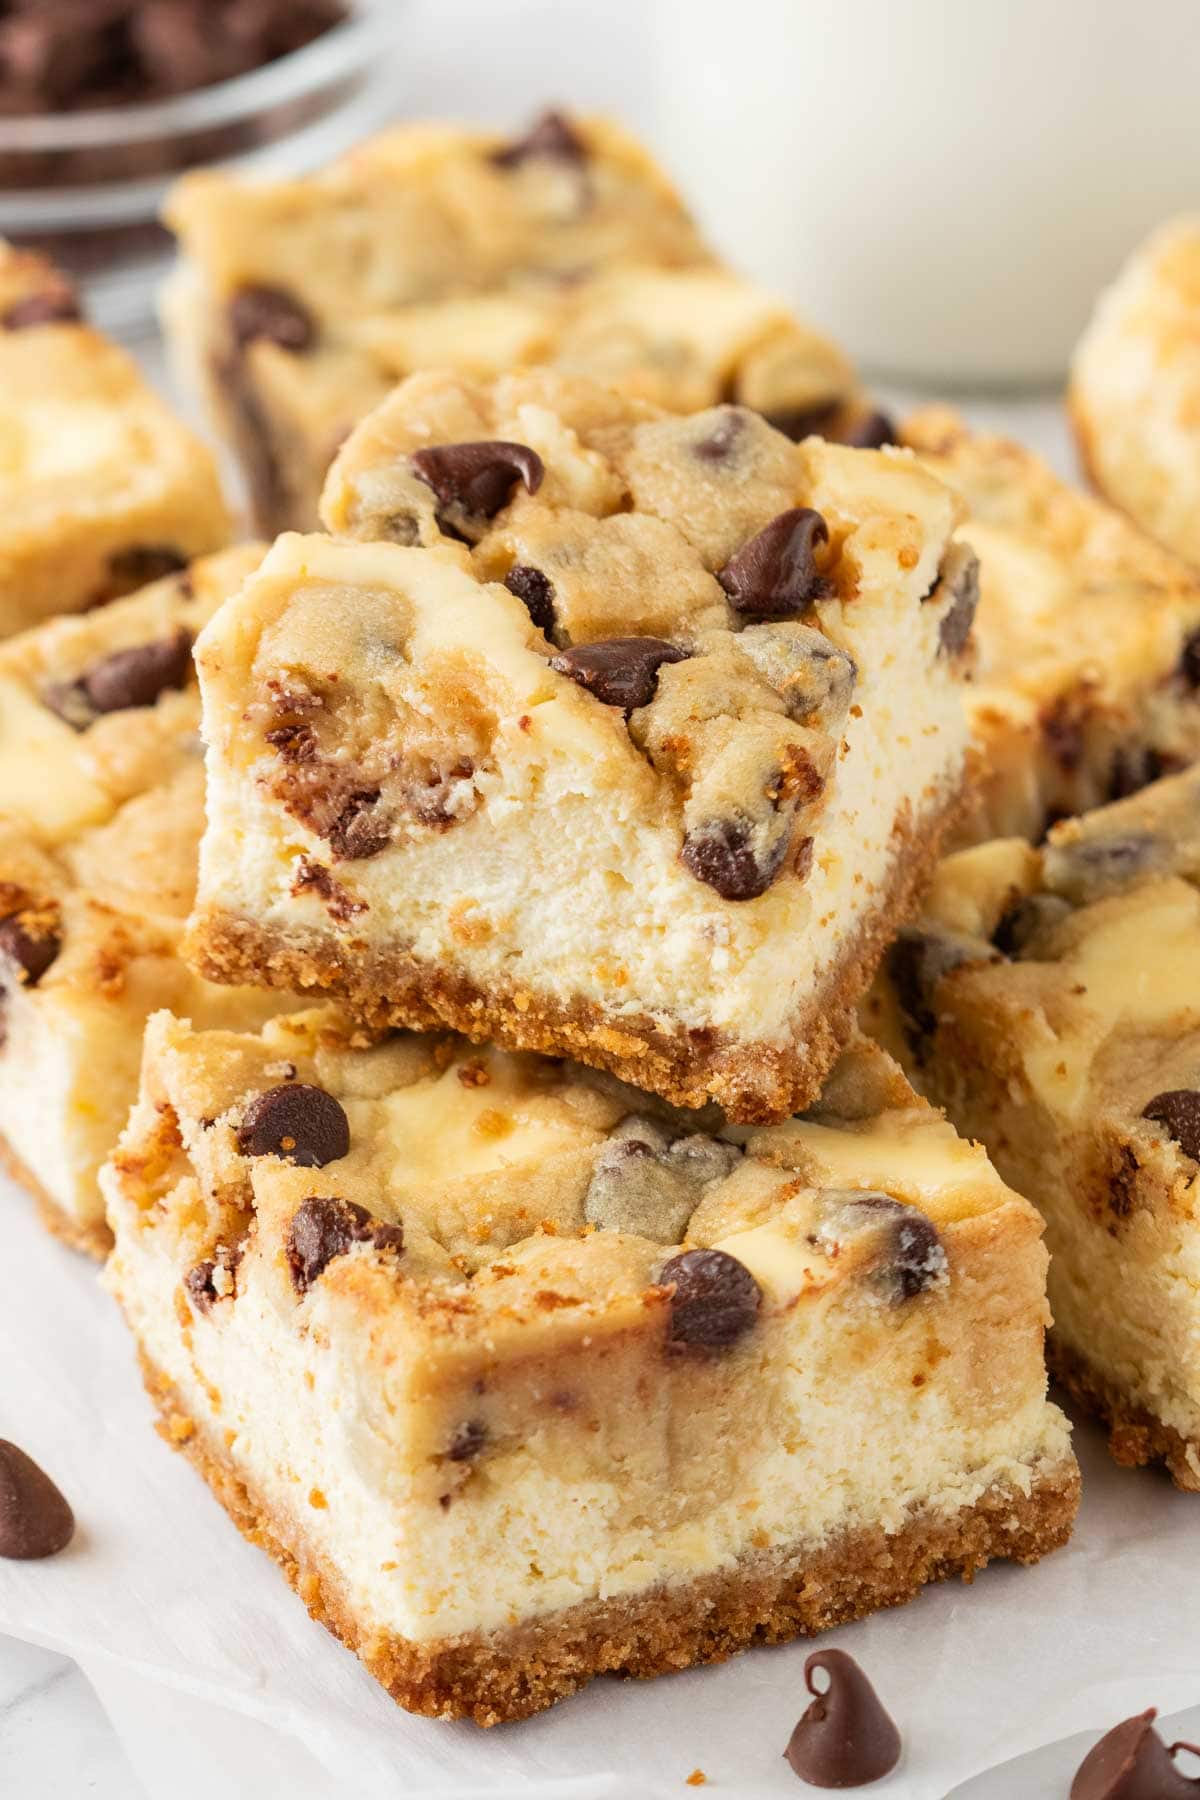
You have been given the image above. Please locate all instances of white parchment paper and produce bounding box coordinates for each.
[2,1187,1198,1800]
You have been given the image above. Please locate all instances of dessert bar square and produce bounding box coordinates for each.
[0,545,292,1254]
[103,1013,1077,1723]
[869,766,1200,1488]
[0,243,230,636]
[185,370,978,1122]
[901,408,1200,843]
[1070,217,1200,570]
[162,111,871,535]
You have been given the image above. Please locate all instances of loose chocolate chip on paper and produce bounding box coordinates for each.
[238,1083,350,1168]
[551,636,687,711]
[2,286,83,330]
[504,564,557,635]
[491,109,586,168]
[411,441,544,521]
[783,1648,901,1788]
[286,1195,403,1294]
[659,1248,761,1351]
[681,817,788,901]
[0,1441,75,1560]
[1070,1708,1200,1799]
[229,284,316,354]
[0,912,61,987]
[718,509,834,618]
[1142,1090,1200,1163]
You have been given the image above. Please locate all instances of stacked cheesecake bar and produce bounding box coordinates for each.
[101,130,1082,1716]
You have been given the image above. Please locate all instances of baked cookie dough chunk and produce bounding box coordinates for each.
[103,1015,1077,1724]
[903,408,1200,842]
[163,110,869,535]
[869,766,1200,1488]
[0,545,291,1256]
[186,371,977,1122]
[0,243,229,636]
[1070,218,1200,567]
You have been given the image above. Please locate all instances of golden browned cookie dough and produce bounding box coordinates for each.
[1070,218,1200,568]
[103,1014,1076,1722]
[163,111,872,534]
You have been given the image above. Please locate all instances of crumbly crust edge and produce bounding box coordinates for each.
[1049,1334,1200,1493]
[0,1129,111,1259]
[187,788,962,1124]
[137,1349,1078,1726]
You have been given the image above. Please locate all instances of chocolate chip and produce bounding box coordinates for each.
[760,402,841,443]
[817,1192,947,1304]
[1041,699,1084,774]
[229,284,316,354]
[326,790,390,861]
[45,627,193,727]
[1042,831,1168,905]
[286,1195,403,1294]
[681,818,789,901]
[0,1441,74,1560]
[717,509,833,618]
[184,1260,218,1314]
[1142,1091,1200,1163]
[784,1649,901,1789]
[107,545,188,593]
[659,1248,761,1351]
[991,892,1073,959]
[504,564,557,635]
[238,1083,350,1168]
[2,286,83,330]
[551,636,687,711]
[1070,1708,1200,1800]
[1181,627,1200,691]
[447,1420,487,1462]
[693,409,747,462]
[887,927,997,1046]
[1109,745,1166,801]
[931,544,980,656]
[0,912,61,987]
[839,409,899,451]
[491,109,586,168]
[411,441,544,523]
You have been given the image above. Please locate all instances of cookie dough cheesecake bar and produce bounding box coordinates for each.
[901,408,1200,843]
[0,545,292,1254]
[163,110,872,535]
[1070,217,1200,568]
[870,766,1200,1488]
[103,1014,1077,1723]
[184,370,978,1122]
[0,243,229,636]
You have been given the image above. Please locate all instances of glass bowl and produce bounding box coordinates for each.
[0,0,404,338]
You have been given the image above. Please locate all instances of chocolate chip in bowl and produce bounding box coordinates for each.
[0,1,401,336]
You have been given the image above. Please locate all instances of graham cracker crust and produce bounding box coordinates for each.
[139,1349,1078,1726]
[1049,1335,1200,1493]
[187,789,962,1125]
[0,1128,111,1259]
